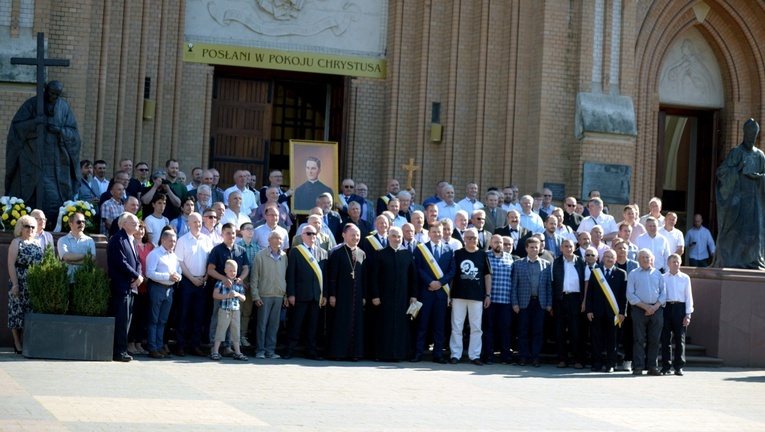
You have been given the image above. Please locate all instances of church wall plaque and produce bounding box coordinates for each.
[581,162,631,203]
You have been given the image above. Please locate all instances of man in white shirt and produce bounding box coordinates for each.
[145,229,182,359]
[252,206,289,250]
[174,212,213,357]
[685,214,715,267]
[519,195,544,234]
[639,197,665,227]
[635,217,671,273]
[577,197,618,241]
[220,191,252,233]
[224,170,259,218]
[436,184,460,223]
[457,182,483,214]
[658,212,684,256]
[661,254,694,376]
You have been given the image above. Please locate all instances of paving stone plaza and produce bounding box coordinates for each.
[1,352,763,431]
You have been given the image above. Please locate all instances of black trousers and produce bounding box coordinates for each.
[662,302,687,370]
[554,293,582,363]
[591,316,618,368]
[288,300,320,356]
[111,292,134,355]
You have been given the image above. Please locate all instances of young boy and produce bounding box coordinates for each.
[237,221,259,348]
[144,193,170,246]
[211,260,248,361]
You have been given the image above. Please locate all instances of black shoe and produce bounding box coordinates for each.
[305,354,324,361]
[675,369,684,376]
[114,352,133,362]
[501,357,513,365]
[660,367,671,375]
[434,357,447,364]
[471,359,484,366]
[449,357,459,364]
[483,356,494,365]
[282,352,294,360]
[532,361,541,367]
[410,354,423,363]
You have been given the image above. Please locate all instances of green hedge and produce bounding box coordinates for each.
[27,246,69,315]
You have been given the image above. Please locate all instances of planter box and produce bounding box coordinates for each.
[22,312,115,361]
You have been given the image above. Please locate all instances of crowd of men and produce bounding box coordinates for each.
[77,159,704,375]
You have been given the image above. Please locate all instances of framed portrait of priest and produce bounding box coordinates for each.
[289,140,339,214]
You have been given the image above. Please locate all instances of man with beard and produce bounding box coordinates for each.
[326,224,367,360]
[369,226,417,361]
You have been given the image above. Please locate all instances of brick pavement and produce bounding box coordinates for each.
[1,350,764,431]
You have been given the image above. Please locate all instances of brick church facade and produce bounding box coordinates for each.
[2,0,764,229]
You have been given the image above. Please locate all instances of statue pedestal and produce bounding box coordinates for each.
[686,266,765,367]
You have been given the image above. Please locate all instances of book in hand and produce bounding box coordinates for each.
[406,301,423,320]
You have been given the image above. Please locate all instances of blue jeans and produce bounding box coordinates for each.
[147,282,174,352]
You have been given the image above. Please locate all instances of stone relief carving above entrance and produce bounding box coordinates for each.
[659,27,724,108]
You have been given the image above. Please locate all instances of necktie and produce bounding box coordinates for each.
[381,236,387,247]
[491,209,496,223]
[605,268,611,278]
[434,245,441,260]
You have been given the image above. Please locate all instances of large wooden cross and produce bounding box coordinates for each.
[401,158,419,190]
[10,32,70,147]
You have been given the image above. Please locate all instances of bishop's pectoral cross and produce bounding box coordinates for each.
[401,158,420,190]
[10,32,70,149]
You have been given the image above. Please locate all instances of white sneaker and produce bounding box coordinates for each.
[622,360,632,372]
[240,336,251,347]
[266,353,281,359]
[255,353,266,359]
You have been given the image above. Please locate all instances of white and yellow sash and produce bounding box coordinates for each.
[295,244,323,305]
[417,243,450,297]
[380,195,390,205]
[366,235,384,251]
[592,268,620,326]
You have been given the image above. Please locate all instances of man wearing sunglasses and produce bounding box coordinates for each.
[336,178,365,218]
[57,212,97,280]
[562,197,583,231]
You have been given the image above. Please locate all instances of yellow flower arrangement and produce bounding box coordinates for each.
[57,200,97,234]
[0,196,31,232]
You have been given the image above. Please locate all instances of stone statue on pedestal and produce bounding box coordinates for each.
[5,80,81,224]
[713,118,765,269]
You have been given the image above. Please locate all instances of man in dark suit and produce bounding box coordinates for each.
[285,225,328,360]
[376,178,401,216]
[547,239,586,369]
[316,193,342,242]
[107,212,143,362]
[468,209,491,251]
[510,237,552,367]
[412,221,456,364]
[341,201,373,240]
[336,178,365,219]
[482,191,508,234]
[562,196,583,231]
[586,248,627,372]
[495,210,531,257]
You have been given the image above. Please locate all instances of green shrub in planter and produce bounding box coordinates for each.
[70,253,111,317]
[27,246,70,315]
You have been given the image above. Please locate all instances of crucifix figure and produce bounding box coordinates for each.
[401,158,419,190]
[6,32,81,226]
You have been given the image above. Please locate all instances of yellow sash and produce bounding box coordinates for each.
[380,195,390,205]
[366,235,384,251]
[592,268,620,326]
[417,243,450,297]
[295,244,323,305]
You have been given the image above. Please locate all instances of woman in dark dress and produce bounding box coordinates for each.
[7,215,44,353]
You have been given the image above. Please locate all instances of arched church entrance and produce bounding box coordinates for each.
[655,28,724,233]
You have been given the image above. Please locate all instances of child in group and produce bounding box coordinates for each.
[144,193,170,247]
[210,259,248,361]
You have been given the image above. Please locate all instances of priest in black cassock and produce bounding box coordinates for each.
[326,223,367,360]
[361,214,390,358]
[369,226,418,361]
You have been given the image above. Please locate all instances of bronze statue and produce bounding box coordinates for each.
[5,81,81,225]
[713,118,765,269]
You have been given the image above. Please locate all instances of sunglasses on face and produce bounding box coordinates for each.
[585,254,596,257]
[303,232,317,236]
[205,215,217,219]
[23,225,36,229]
[73,220,86,225]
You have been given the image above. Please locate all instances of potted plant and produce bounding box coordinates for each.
[23,248,115,361]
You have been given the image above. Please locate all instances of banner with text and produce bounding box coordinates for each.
[183,43,386,79]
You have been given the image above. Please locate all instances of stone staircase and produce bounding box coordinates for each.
[661,343,724,368]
